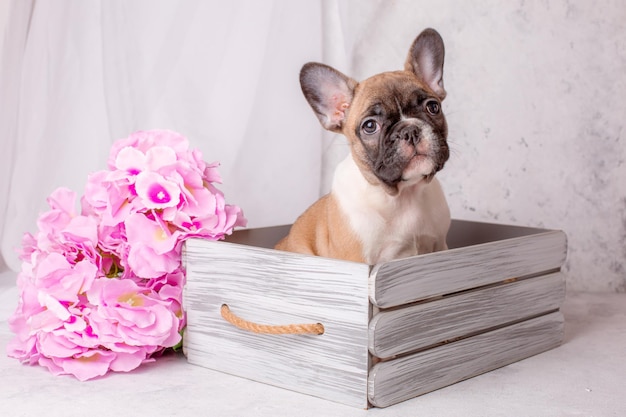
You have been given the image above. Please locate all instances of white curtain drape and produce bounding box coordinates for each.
[0,0,326,275]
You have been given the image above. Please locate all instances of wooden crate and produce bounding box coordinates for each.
[182,220,567,409]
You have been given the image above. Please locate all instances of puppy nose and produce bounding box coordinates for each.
[398,125,421,144]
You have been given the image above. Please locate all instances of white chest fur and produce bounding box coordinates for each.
[332,156,450,264]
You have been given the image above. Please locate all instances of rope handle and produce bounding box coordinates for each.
[220,304,325,335]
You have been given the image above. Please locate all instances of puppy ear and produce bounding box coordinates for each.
[405,28,446,100]
[300,63,358,132]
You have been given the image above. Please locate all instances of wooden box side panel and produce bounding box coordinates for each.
[368,311,565,408]
[370,230,567,308]
[183,239,371,408]
[369,272,565,358]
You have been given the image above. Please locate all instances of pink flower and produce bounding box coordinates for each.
[38,346,153,382]
[8,129,246,381]
[82,170,135,227]
[40,349,117,382]
[114,146,147,174]
[86,278,181,348]
[34,254,98,303]
[134,171,181,209]
[126,243,181,279]
[107,130,189,171]
[161,163,212,218]
[125,213,178,255]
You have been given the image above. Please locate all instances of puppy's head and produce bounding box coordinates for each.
[300,28,449,196]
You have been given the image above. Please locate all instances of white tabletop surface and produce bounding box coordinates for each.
[1,272,625,416]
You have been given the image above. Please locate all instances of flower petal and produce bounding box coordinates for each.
[54,350,116,381]
[135,172,180,209]
[146,146,177,171]
[115,146,146,174]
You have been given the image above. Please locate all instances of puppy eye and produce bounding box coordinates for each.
[361,119,380,135]
[425,100,441,115]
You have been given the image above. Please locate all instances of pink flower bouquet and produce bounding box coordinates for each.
[7,130,246,381]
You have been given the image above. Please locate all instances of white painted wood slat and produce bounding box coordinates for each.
[369,230,567,308]
[183,239,371,409]
[369,272,565,358]
[367,311,565,408]
[183,222,568,409]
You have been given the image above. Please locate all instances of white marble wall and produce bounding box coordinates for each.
[322,1,626,292]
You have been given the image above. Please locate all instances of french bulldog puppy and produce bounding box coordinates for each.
[275,28,451,264]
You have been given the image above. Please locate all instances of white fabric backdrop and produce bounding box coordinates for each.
[2,1,625,292]
[0,0,324,274]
